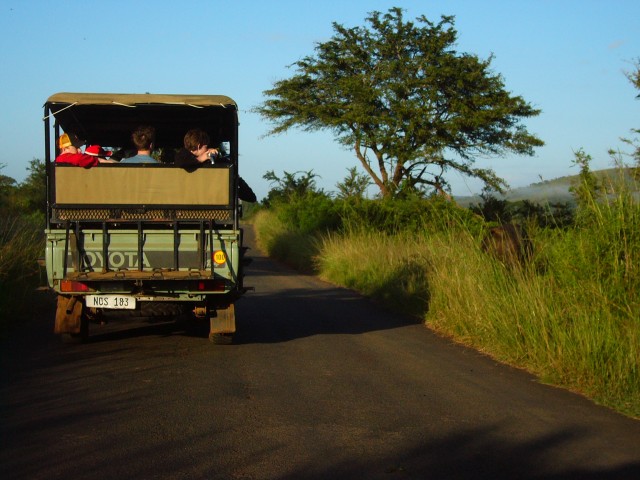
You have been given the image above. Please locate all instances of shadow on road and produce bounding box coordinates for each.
[235,285,418,345]
[271,424,640,480]
[233,250,424,344]
[2,402,638,480]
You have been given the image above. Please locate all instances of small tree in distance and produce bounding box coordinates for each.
[0,165,17,211]
[15,159,46,218]
[336,167,372,200]
[256,7,544,198]
[262,169,320,205]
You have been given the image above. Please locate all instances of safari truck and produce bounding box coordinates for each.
[43,92,250,343]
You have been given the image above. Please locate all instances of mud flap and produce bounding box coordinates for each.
[54,295,83,334]
[209,304,236,338]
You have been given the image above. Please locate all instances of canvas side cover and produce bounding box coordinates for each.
[54,166,231,206]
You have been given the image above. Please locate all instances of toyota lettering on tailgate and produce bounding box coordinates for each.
[67,251,202,269]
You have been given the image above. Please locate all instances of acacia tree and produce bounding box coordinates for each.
[256,7,544,198]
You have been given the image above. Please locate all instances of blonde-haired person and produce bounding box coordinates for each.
[55,134,116,167]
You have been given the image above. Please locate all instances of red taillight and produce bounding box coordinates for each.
[60,280,92,292]
[191,280,226,292]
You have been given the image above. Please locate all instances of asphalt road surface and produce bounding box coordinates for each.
[1,226,639,480]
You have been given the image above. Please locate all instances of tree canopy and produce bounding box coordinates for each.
[256,7,544,198]
[0,160,46,218]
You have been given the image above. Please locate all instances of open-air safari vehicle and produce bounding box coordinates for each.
[43,92,250,343]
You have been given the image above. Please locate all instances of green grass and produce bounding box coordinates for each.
[253,188,640,417]
[317,227,431,317]
[313,224,639,417]
[0,214,45,336]
[252,209,320,273]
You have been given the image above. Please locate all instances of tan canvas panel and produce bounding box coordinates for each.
[46,92,236,108]
[55,166,231,205]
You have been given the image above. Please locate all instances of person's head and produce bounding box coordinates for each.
[131,125,155,152]
[58,133,80,154]
[183,128,211,161]
[183,128,210,151]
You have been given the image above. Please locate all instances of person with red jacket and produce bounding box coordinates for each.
[55,134,115,167]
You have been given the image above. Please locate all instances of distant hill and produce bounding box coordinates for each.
[455,168,639,207]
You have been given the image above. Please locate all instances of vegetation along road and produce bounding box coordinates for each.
[1,226,639,480]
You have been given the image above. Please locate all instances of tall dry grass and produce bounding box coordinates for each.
[253,175,639,416]
[315,223,638,417]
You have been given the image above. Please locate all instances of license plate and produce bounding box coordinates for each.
[86,295,136,310]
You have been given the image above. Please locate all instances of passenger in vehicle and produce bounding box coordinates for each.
[55,134,116,167]
[175,129,257,202]
[174,128,219,170]
[120,125,159,163]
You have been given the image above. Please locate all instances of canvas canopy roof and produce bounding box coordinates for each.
[45,92,238,150]
[46,92,237,108]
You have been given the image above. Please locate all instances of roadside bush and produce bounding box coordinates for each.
[252,209,320,273]
[339,195,484,236]
[273,191,341,235]
[0,213,44,335]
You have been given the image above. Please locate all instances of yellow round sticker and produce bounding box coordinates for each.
[213,251,226,265]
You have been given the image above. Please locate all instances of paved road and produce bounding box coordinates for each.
[1,226,639,479]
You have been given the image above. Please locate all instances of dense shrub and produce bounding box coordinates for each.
[0,214,44,335]
[338,195,484,236]
[272,191,341,235]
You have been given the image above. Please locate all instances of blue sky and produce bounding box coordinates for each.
[0,0,638,200]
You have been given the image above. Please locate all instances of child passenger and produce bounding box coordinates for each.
[55,134,115,167]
